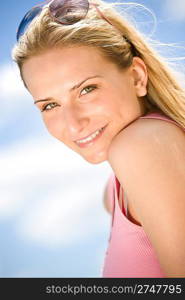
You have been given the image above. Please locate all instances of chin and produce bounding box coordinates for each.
[86,158,106,165]
[82,152,108,165]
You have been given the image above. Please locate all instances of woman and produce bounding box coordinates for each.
[12,0,185,277]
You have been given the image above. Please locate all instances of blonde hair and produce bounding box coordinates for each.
[12,0,185,128]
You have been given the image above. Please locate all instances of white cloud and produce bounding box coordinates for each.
[163,0,185,20]
[0,63,25,98]
[0,63,35,130]
[18,185,102,247]
[0,136,112,247]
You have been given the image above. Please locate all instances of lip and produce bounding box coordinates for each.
[74,125,107,148]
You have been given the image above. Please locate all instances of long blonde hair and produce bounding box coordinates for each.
[12,0,185,128]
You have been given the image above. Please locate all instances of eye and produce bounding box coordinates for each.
[41,102,59,112]
[80,85,97,96]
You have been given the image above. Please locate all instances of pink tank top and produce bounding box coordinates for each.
[102,111,185,278]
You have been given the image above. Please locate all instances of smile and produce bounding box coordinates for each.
[74,126,106,147]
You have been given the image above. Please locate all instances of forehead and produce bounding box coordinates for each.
[22,46,111,87]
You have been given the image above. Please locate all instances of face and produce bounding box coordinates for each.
[22,46,147,164]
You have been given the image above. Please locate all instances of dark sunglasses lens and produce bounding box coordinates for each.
[17,6,42,41]
[49,0,89,24]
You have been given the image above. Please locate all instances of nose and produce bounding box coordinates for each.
[63,103,89,139]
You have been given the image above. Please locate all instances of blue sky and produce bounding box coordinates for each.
[0,0,185,277]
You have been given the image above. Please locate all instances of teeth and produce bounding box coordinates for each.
[76,128,103,144]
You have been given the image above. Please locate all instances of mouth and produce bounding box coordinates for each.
[74,125,107,148]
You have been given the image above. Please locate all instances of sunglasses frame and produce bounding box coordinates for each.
[16,0,114,41]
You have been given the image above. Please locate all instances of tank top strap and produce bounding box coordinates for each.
[114,175,128,216]
[139,112,185,131]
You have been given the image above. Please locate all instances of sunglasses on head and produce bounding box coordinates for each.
[16,0,114,41]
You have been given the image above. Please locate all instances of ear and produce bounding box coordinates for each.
[130,57,148,97]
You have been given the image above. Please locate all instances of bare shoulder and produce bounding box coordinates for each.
[108,116,185,170]
[108,116,185,277]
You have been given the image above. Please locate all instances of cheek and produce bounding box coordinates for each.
[43,115,65,140]
[104,96,124,118]
[95,96,116,114]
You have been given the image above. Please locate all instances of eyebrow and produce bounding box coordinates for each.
[34,75,102,104]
